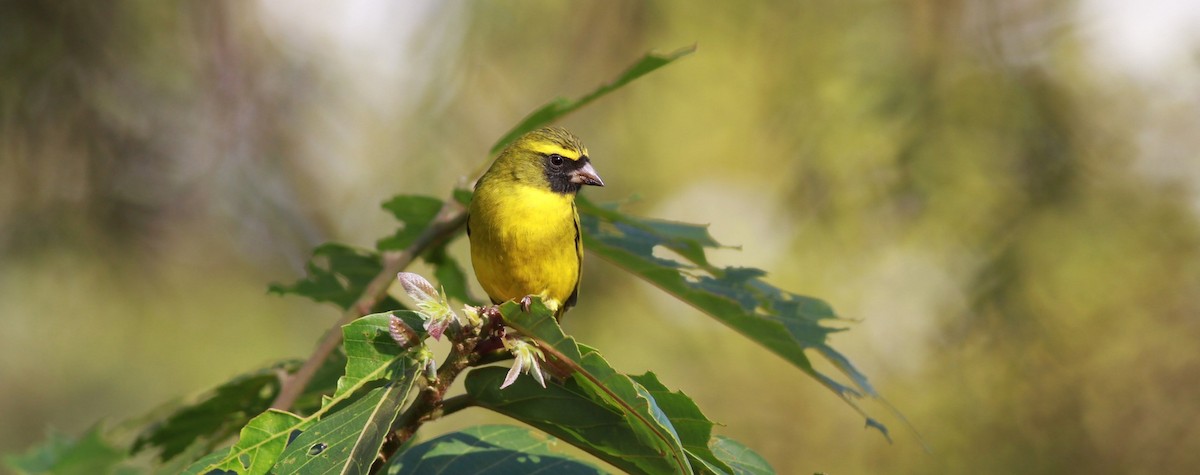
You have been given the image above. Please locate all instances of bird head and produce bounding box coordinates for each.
[485,127,604,194]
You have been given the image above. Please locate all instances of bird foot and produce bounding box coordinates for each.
[519,295,533,312]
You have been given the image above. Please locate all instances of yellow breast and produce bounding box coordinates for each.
[468,183,581,309]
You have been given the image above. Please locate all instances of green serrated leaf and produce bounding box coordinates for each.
[709,437,775,475]
[466,299,691,475]
[5,426,124,475]
[193,312,424,474]
[336,312,424,398]
[386,425,604,475]
[274,359,419,475]
[575,347,690,473]
[578,198,891,438]
[377,195,445,251]
[467,367,671,475]
[269,243,401,312]
[630,373,732,475]
[489,45,696,155]
[131,361,298,462]
[194,409,305,475]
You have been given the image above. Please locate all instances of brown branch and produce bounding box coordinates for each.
[376,327,483,469]
[270,199,468,411]
[390,346,474,438]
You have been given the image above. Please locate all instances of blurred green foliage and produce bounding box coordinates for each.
[3,1,1200,473]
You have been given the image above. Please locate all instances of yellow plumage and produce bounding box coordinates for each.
[468,127,604,319]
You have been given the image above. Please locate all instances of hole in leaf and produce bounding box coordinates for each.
[238,454,250,468]
[287,430,303,446]
[651,244,687,264]
[308,442,328,455]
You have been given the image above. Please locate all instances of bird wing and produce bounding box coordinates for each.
[563,201,582,312]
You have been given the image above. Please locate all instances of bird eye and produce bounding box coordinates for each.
[548,154,565,167]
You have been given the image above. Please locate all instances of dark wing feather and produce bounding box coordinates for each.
[563,202,582,314]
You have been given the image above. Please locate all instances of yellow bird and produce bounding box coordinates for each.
[467,127,604,319]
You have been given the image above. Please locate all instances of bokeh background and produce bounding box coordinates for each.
[4,1,1200,473]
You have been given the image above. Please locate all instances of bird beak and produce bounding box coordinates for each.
[570,162,605,187]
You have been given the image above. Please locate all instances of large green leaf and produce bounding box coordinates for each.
[386,425,604,474]
[630,373,733,474]
[274,360,419,474]
[190,409,305,475]
[332,312,424,398]
[122,354,343,471]
[376,195,445,251]
[577,198,890,438]
[272,195,452,310]
[466,368,671,475]
[190,312,423,474]
[489,45,696,155]
[709,437,775,475]
[466,299,691,475]
[131,362,293,462]
[269,243,401,312]
[138,353,347,464]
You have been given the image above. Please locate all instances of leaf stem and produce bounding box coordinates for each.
[438,394,475,417]
[270,199,468,411]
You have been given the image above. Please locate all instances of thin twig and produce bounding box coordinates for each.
[270,200,468,410]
